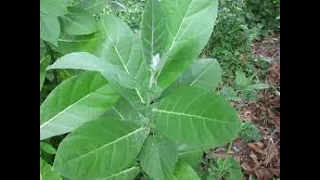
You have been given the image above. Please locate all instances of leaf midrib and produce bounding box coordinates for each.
[66,127,148,163]
[152,108,234,125]
[40,84,107,130]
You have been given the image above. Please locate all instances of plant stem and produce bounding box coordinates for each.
[217,140,234,179]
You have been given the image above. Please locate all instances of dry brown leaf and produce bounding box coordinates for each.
[255,167,274,180]
[264,141,279,166]
[241,162,254,173]
[250,151,261,169]
[248,143,265,155]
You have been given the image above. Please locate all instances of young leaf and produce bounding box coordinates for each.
[40,158,62,180]
[141,0,167,66]
[40,141,57,154]
[40,71,119,140]
[156,0,219,90]
[103,167,140,180]
[140,136,178,180]
[153,86,241,148]
[53,118,150,180]
[60,7,97,35]
[173,160,201,180]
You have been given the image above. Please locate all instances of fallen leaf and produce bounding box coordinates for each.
[248,143,265,155]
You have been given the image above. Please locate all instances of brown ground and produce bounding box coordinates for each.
[209,37,280,180]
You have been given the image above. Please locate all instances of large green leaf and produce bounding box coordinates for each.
[50,16,151,109]
[155,0,218,90]
[161,58,222,98]
[40,13,60,46]
[53,118,150,180]
[40,158,62,180]
[141,0,167,66]
[47,52,138,89]
[140,136,178,180]
[40,71,119,140]
[173,160,200,180]
[60,7,97,35]
[56,34,97,54]
[75,0,108,15]
[102,167,140,180]
[153,86,241,148]
[179,150,203,169]
[40,55,51,91]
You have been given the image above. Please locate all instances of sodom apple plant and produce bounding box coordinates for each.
[40,0,241,179]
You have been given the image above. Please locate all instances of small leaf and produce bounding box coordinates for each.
[153,86,241,148]
[60,7,97,35]
[140,136,178,180]
[40,141,57,154]
[53,118,150,180]
[219,87,241,102]
[226,157,244,180]
[173,160,200,180]
[234,71,251,89]
[40,158,62,180]
[40,71,119,140]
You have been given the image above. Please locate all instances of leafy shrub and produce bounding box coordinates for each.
[40,0,242,179]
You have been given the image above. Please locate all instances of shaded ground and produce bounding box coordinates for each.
[235,37,280,180]
[208,36,280,180]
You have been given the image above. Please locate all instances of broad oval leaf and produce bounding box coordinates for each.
[153,86,241,148]
[53,118,150,180]
[173,160,200,180]
[156,0,219,90]
[60,7,97,35]
[141,0,167,65]
[139,136,178,180]
[40,158,62,180]
[40,71,119,140]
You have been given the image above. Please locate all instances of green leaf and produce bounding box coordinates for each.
[40,40,47,58]
[102,167,140,180]
[246,83,270,90]
[40,0,67,16]
[179,150,203,169]
[40,141,57,154]
[47,52,138,89]
[75,0,108,15]
[40,13,60,46]
[140,136,178,180]
[60,7,97,35]
[53,118,150,180]
[40,55,51,91]
[40,71,119,140]
[105,98,149,126]
[56,34,96,54]
[51,16,151,109]
[141,0,167,66]
[153,86,241,148]
[234,71,251,89]
[173,160,200,180]
[40,158,62,180]
[226,158,244,180]
[162,58,222,97]
[219,87,241,102]
[156,0,219,90]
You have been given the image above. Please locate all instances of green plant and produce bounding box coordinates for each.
[40,0,242,179]
[239,122,262,142]
[202,156,244,180]
[219,71,269,102]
